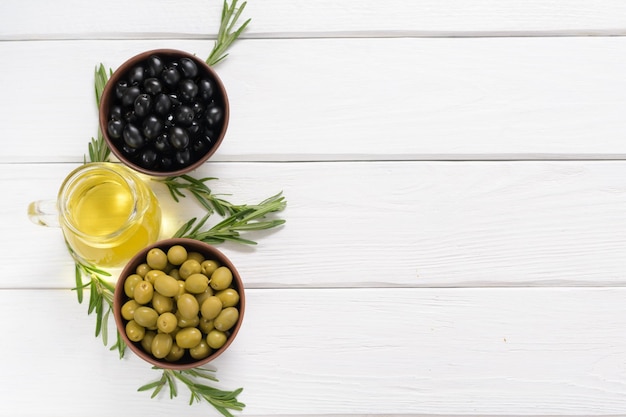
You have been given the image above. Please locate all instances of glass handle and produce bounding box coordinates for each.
[27,200,60,227]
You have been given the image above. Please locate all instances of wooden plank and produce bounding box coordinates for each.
[2,37,626,163]
[1,287,625,415]
[9,161,626,289]
[3,0,626,40]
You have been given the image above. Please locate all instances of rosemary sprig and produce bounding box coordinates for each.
[206,0,250,66]
[138,366,245,417]
[69,244,126,358]
[85,63,112,163]
[159,175,251,217]
[174,192,286,245]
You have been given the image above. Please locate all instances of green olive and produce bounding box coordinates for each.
[187,251,205,264]
[157,312,178,333]
[134,306,158,328]
[165,342,185,362]
[185,273,209,294]
[195,286,214,307]
[124,274,143,298]
[133,281,154,305]
[189,339,212,360]
[169,268,180,280]
[154,274,180,297]
[176,314,199,328]
[215,288,240,308]
[201,260,220,276]
[179,259,202,279]
[200,296,223,320]
[214,307,239,332]
[141,330,157,353]
[151,333,173,359]
[167,245,188,266]
[121,299,140,321]
[173,280,186,300]
[146,248,168,270]
[210,266,233,291]
[199,317,215,334]
[176,293,199,319]
[151,292,174,314]
[125,320,145,342]
[145,269,165,284]
[176,327,202,348]
[206,329,227,349]
[136,263,151,278]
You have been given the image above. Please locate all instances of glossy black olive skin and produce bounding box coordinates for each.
[123,124,144,149]
[108,119,125,139]
[168,126,189,150]
[144,78,163,95]
[179,58,198,78]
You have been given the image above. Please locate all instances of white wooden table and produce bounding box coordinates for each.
[2,1,626,415]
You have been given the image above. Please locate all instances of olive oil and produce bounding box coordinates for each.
[71,179,134,236]
[60,163,161,267]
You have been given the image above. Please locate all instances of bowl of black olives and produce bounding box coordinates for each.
[113,238,245,369]
[100,49,229,176]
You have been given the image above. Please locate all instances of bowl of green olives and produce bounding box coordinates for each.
[113,238,245,369]
[99,49,229,176]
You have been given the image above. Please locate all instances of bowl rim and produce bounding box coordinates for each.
[113,237,245,370]
[99,48,230,177]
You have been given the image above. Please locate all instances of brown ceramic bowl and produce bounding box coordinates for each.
[99,49,229,176]
[113,238,245,370]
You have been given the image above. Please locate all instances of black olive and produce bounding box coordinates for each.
[175,148,191,166]
[142,115,163,139]
[201,128,216,143]
[198,79,214,101]
[115,80,129,100]
[168,93,182,108]
[188,119,201,136]
[139,148,158,168]
[121,143,139,157]
[109,105,123,121]
[204,104,224,127]
[154,133,174,155]
[123,123,144,149]
[143,78,163,95]
[191,102,205,119]
[146,55,165,78]
[169,126,190,150]
[153,93,172,115]
[121,86,141,108]
[178,79,198,102]
[192,137,210,155]
[123,109,138,125]
[178,58,198,78]
[159,155,173,170]
[175,106,195,126]
[128,65,145,85]
[107,119,125,139]
[134,94,152,119]
[161,66,181,87]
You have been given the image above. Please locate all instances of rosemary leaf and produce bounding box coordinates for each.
[137,379,164,392]
[206,0,250,66]
[85,64,112,163]
[74,264,84,303]
[101,308,110,346]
